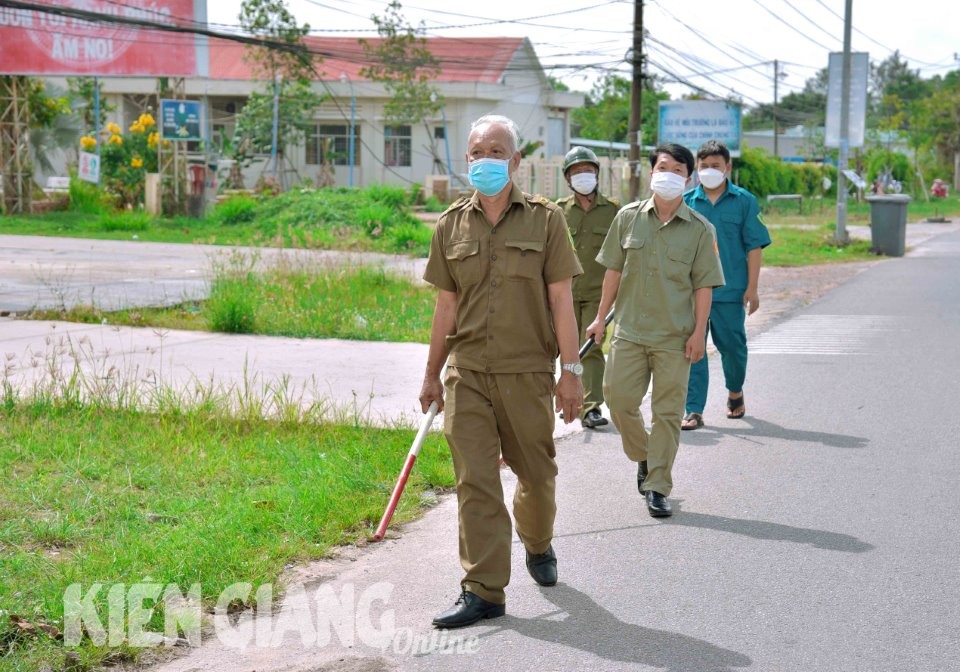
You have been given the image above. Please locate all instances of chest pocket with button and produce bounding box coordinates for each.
[445,239,481,288]
[505,239,544,280]
[665,244,695,283]
[591,225,610,254]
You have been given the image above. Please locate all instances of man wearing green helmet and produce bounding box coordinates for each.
[557,146,620,429]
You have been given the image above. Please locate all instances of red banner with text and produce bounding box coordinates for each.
[0,0,205,76]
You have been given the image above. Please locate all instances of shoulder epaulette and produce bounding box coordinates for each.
[524,192,552,206]
[608,198,621,207]
[442,196,472,215]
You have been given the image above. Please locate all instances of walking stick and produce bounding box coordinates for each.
[370,400,438,542]
[579,309,615,358]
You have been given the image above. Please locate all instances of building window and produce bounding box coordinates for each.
[434,126,445,140]
[384,125,411,167]
[306,124,360,166]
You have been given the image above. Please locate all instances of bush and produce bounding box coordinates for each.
[357,202,397,237]
[424,195,447,213]
[68,177,106,214]
[210,195,258,226]
[386,221,433,254]
[364,184,408,209]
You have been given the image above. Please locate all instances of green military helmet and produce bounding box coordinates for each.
[562,146,600,174]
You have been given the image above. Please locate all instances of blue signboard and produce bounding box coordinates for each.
[160,99,203,142]
[658,101,742,157]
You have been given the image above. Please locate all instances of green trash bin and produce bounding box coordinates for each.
[865,194,911,256]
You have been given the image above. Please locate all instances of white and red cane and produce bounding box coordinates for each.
[370,400,439,542]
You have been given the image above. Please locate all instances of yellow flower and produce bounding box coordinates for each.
[138,113,155,129]
[131,156,144,168]
[106,121,121,135]
[129,122,145,134]
[80,135,97,151]
[147,131,159,149]
[162,139,170,148]
[108,134,123,146]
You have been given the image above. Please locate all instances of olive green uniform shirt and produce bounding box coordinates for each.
[556,191,620,301]
[596,197,725,351]
[423,184,583,373]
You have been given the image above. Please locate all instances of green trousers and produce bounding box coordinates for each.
[603,338,690,497]
[574,298,606,418]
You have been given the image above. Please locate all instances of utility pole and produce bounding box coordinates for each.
[773,59,779,159]
[627,0,643,202]
[836,0,853,245]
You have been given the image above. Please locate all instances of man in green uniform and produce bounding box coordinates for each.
[586,142,724,518]
[420,114,584,628]
[557,146,620,429]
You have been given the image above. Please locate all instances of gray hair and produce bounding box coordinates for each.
[470,114,520,154]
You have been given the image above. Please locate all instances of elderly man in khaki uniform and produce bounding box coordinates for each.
[420,114,584,629]
[586,142,724,518]
[557,146,620,429]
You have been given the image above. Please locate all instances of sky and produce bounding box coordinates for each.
[206,0,960,108]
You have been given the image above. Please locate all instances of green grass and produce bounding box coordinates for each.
[29,258,436,343]
[0,400,453,670]
[0,186,435,256]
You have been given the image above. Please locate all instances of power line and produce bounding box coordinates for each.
[747,0,836,52]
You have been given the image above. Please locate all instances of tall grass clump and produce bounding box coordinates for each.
[68,177,106,214]
[209,194,258,226]
[206,252,259,333]
[98,210,152,232]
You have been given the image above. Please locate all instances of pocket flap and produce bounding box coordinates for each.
[667,245,695,263]
[506,240,544,253]
[624,236,646,249]
[446,239,479,260]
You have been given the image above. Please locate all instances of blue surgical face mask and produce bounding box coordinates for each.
[468,158,511,196]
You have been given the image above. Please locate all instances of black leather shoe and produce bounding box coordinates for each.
[432,590,505,629]
[525,544,558,586]
[637,460,648,494]
[645,490,672,517]
[581,409,609,429]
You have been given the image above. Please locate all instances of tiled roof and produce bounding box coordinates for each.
[209,35,527,83]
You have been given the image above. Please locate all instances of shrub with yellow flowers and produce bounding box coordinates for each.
[95,112,164,209]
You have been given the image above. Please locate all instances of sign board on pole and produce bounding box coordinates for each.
[78,151,100,184]
[160,99,203,142]
[825,52,869,148]
[0,0,208,77]
[658,100,742,157]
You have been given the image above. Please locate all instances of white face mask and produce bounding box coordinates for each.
[570,172,597,195]
[650,171,688,200]
[698,168,726,190]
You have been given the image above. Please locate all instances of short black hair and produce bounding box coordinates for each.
[697,140,731,163]
[648,143,695,176]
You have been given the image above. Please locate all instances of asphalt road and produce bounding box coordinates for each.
[3,225,958,671]
[145,226,960,672]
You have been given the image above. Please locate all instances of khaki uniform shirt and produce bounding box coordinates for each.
[556,191,620,302]
[596,197,725,351]
[423,185,583,374]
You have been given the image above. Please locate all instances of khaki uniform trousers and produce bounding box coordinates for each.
[573,298,605,418]
[444,366,558,605]
[603,337,690,497]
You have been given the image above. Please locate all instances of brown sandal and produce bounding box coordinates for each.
[726,395,745,419]
[681,412,703,430]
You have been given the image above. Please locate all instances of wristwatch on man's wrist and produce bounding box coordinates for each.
[561,362,584,376]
